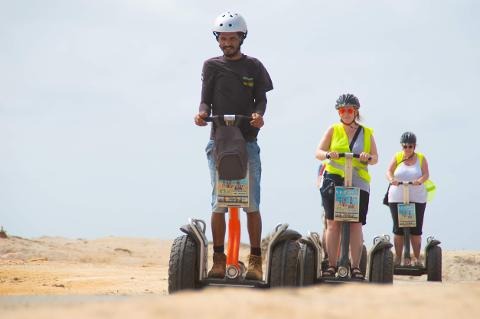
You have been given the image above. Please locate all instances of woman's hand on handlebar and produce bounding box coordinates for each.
[390,179,399,186]
[250,113,264,128]
[413,179,423,185]
[359,152,371,163]
[326,151,339,159]
[194,111,208,126]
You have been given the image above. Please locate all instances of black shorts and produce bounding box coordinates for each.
[388,202,426,235]
[320,173,369,225]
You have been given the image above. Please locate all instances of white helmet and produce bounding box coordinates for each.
[212,12,248,40]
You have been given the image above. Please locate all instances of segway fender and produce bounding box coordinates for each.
[264,224,301,284]
[424,236,441,270]
[425,236,441,250]
[180,224,205,248]
[179,219,209,281]
[180,224,195,237]
[299,232,323,280]
[424,236,442,281]
[368,235,393,280]
[424,236,441,261]
[370,235,393,254]
[274,229,302,243]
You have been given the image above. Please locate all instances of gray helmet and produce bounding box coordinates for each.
[335,93,360,109]
[400,132,417,144]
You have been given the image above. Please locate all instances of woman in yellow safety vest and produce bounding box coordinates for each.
[386,132,433,267]
[315,94,378,279]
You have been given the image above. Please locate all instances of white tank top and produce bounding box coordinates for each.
[388,157,427,203]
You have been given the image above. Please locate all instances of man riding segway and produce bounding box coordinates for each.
[194,12,273,281]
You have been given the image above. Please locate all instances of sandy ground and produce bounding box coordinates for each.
[1,236,480,318]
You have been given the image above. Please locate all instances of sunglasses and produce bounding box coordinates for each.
[402,144,415,149]
[338,108,355,115]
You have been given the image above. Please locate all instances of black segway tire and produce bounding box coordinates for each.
[168,235,199,293]
[299,243,316,286]
[269,240,300,287]
[369,248,394,283]
[360,244,368,277]
[427,246,442,282]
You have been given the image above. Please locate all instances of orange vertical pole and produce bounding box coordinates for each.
[226,207,240,268]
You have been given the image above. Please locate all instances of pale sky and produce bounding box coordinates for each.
[1,0,478,249]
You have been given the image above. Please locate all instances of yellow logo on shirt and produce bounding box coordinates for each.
[242,76,254,87]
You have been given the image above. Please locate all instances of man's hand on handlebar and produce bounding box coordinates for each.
[250,113,264,128]
[194,111,208,126]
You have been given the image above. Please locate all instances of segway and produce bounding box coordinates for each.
[304,214,369,279]
[392,181,442,281]
[168,115,302,293]
[298,153,394,285]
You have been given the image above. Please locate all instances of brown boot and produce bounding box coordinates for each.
[208,252,226,278]
[245,254,263,281]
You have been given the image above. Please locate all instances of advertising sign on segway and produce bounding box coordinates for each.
[397,204,416,228]
[334,186,360,222]
[216,173,249,207]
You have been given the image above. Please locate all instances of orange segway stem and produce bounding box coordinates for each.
[226,207,241,268]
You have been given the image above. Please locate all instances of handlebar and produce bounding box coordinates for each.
[390,181,423,185]
[204,115,253,122]
[326,152,372,161]
[338,153,361,158]
[398,181,414,185]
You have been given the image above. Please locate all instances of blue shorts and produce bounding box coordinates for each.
[206,140,261,213]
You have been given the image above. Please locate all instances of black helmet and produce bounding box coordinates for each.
[400,132,417,144]
[335,93,360,109]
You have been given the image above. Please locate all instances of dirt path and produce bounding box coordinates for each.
[1,236,480,319]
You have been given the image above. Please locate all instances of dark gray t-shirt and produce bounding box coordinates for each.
[200,55,273,141]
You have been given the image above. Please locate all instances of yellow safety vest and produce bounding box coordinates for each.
[324,123,373,183]
[395,151,436,201]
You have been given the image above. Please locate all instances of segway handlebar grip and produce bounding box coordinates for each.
[204,115,253,122]
[335,152,372,161]
[397,181,414,185]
